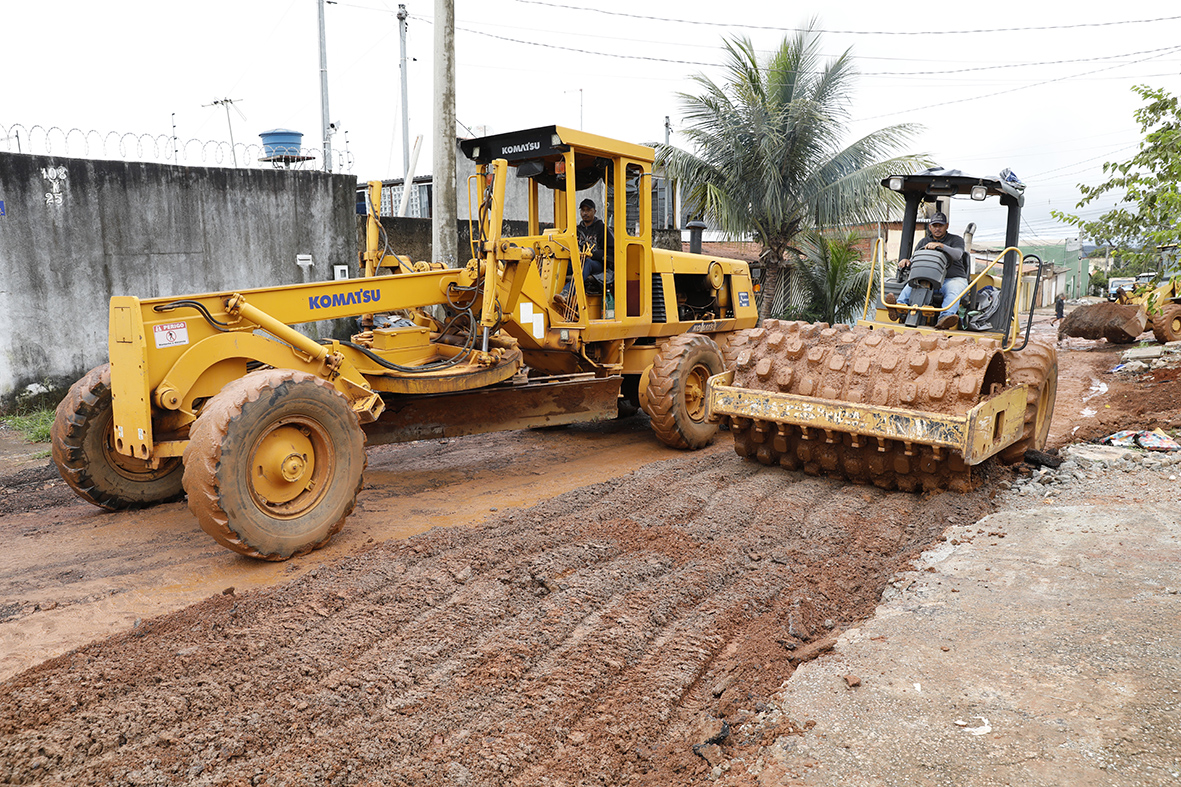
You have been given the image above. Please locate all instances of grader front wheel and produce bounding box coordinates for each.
[51,364,184,509]
[183,369,366,561]
[643,333,725,449]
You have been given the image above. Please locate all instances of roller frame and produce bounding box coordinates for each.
[707,369,1029,466]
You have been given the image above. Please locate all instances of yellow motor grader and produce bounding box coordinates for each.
[707,168,1058,492]
[51,126,758,559]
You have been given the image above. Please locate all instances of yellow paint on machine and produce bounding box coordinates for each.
[706,370,1028,466]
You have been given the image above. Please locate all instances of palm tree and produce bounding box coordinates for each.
[777,230,877,325]
[657,25,930,317]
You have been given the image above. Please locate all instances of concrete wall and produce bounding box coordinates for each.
[0,152,357,408]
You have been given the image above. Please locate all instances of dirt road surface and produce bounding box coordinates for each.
[2,312,1179,785]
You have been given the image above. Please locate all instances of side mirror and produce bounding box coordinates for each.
[516,161,544,179]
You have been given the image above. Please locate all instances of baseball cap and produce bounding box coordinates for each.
[579,198,596,210]
[930,212,948,225]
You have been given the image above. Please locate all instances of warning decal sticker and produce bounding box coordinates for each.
[153,321,190,349]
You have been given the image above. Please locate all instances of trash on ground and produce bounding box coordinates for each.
[1099,429,1181,451]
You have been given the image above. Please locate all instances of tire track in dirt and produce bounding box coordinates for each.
[0,448,995,786]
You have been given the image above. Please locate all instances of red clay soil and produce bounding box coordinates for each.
[0,451,999,786]
[1,316,1179,786]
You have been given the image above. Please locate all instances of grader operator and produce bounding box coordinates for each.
[51,126,759,560]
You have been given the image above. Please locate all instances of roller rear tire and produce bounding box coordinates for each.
[1000,339,1058,464]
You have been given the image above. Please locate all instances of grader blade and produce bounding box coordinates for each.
[362,374,622,446]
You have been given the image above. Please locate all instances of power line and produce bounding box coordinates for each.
[860,45,1181,76]
[428,16,1181,87]
[338,0,1181,74]
[855,45,1181,122]
[516,2,1181,36]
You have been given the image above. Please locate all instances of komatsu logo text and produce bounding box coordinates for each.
[309,289,382,310]
[501,141,541,155]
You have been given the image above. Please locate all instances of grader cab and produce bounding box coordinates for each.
[52,126,759,560]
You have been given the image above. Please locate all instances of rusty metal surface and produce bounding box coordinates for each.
[709,377,1026,465]
[706,319,1036,491]
[363,374,622,446]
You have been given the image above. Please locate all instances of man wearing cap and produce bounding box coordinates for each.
[885,211,968,330]
[557,198,615,306]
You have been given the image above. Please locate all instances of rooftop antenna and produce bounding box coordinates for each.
[204,98,246,166]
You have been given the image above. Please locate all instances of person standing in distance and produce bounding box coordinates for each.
[1052,293,1065,325]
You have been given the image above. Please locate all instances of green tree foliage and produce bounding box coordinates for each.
[1088,268,1108,297]
[776,231,876,324]
[656,24,930,317]
[1053,85,1181,272]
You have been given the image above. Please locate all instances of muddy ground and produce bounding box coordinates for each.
[2,312,1179,786]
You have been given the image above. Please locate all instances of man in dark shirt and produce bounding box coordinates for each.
[886,211,968,329]
[556,198,614,305]
[576,198,613,288]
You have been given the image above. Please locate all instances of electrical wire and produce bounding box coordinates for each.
[855,44,1181,122]
[515,2,1181,36]
[434,20,1181,79]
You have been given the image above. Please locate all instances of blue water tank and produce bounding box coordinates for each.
[260,129,303,158]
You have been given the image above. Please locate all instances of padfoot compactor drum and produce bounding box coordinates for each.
[708,168,1058,491]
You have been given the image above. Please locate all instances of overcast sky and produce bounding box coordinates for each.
[4,0,1180,244]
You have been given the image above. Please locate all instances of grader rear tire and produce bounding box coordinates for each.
[643,333,725,449]
[999,339,1058,464]
[717,329,756,371]
[51,364,184,509]
[183,369,366,561]
[1152,305,1181,343]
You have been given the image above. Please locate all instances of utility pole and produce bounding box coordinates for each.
[663,115,671,229]
[205,98,243,166]
[432,0,457,267]
[398,4,411,183]
[318,0,333,172]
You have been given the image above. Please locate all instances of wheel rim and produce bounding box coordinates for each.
[247,417,332,516]
[98,411,180,482]
[685,363,710,422]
